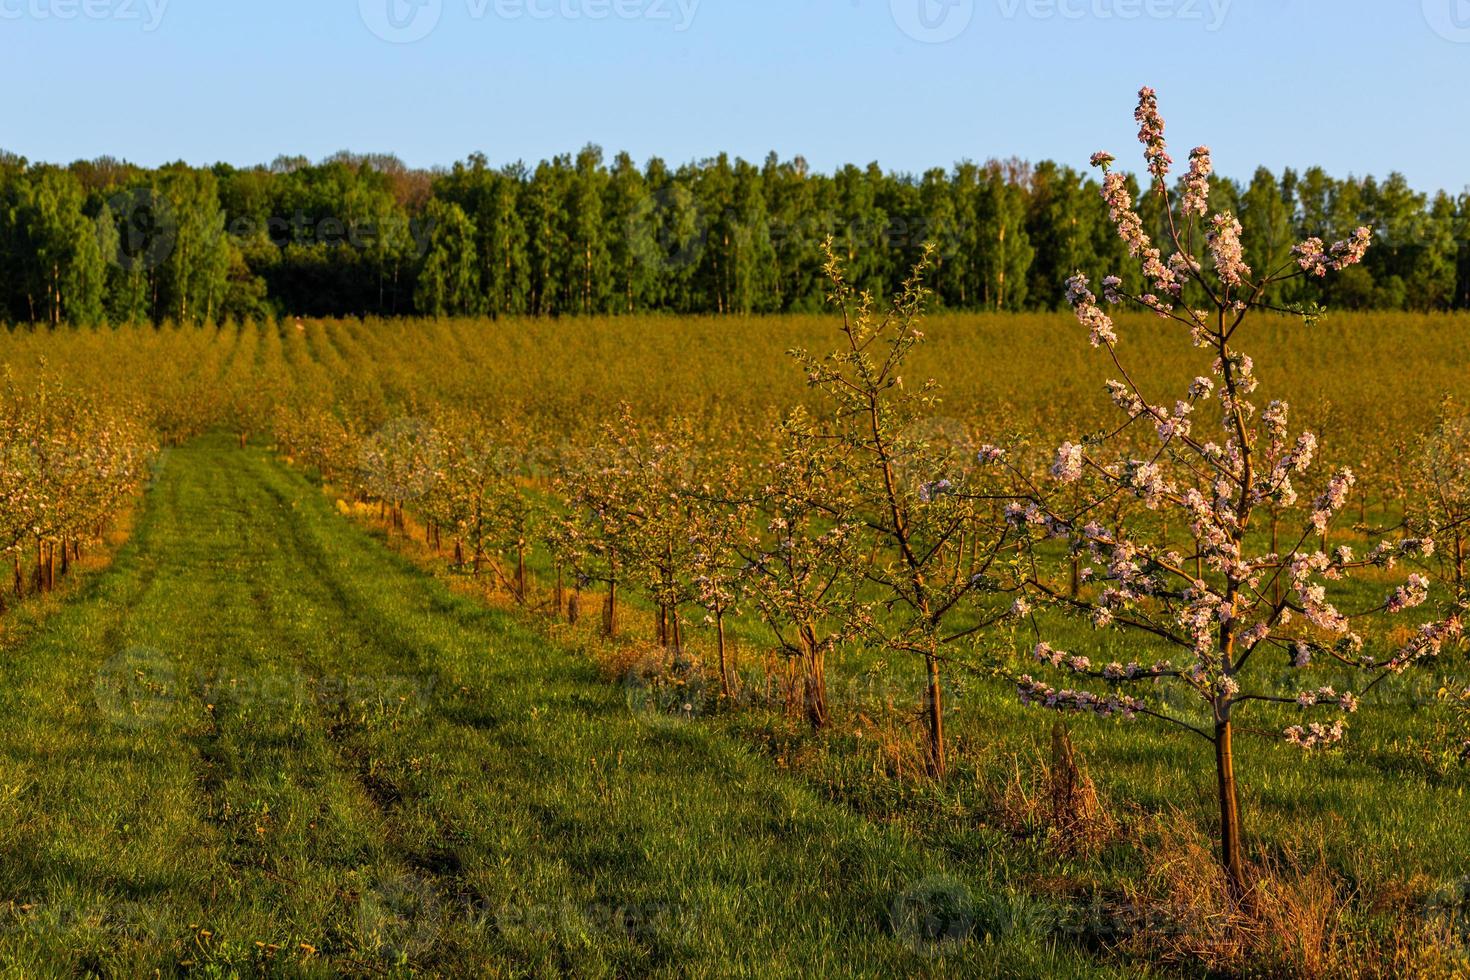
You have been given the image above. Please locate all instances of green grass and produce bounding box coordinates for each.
[468,488,1470,972]
[0,435,1113,978]
[473,487,1470,899]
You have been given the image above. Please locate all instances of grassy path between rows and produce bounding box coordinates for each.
[0,436,1112,978]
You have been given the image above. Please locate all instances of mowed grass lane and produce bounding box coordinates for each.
[0,436,1109,978]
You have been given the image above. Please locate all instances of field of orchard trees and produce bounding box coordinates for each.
[1,91,1469,976]
[3,303,1470,974]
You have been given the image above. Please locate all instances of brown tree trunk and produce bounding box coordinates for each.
[1215,717,1248,901]
[1050,720,1080,832]
[1455,529,1464,592]
[804,641,828,728]
[603,580,618,637]
[924,650,947,779]
[515,544,527,603]
[716,610,732,698]
[1271,513,1281,606]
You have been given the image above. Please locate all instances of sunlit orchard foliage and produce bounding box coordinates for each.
[788,242,1020,775]
[457,415,542,601]
[1408,400,1470,592]
[1453,685,1470,762]
[546,410,652,638]
[0,376,152,600]
[1,291,1467,752]
[684,473,752,698]
[6,312,1467,496]
[272,404,361,488]
[4,144,1469,325]
[547,410,729,645]
[1006,87,1465,898]
[737,409,868,729]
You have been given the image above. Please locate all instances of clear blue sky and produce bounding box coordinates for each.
[3,0,1468,192]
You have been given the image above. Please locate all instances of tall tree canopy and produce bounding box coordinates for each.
[0,148,1466,323]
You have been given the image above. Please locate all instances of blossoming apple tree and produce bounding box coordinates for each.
[1004,87,1463,897]
[788,243,1021,777]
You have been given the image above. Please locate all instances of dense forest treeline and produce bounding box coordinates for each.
[1,146,1468,324]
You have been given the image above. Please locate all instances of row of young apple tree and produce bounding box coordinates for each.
[0,378,153,607]
[271,90,1469,900]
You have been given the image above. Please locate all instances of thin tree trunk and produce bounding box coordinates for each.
[804,639,828,728]
[1456,528,1464,591]
[1271,513,1281,605]
[603,579,618,637]
[1215,718,1248,901]
[515,544,527,603]
[716,609,732,698]
[924,650,947,778]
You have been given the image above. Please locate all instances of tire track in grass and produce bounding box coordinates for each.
[227,456,482,967]
[245,451,1120,978]
[171,445,440,970]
